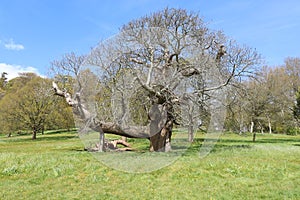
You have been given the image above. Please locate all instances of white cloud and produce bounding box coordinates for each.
[0,63,40,80]
[4,39,24,51]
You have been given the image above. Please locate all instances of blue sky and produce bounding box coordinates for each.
[0,0,299,79]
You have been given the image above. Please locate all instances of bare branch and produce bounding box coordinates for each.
[53,81,152,138]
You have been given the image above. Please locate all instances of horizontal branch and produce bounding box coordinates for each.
[52,82,151,138]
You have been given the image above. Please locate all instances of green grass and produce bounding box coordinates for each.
[0,131,299,199]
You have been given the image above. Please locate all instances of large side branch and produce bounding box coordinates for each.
[53,82,151,138]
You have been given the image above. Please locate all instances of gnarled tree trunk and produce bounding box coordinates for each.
[150,120,173,152]
[147,102,172,151]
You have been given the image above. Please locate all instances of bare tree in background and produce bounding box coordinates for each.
[52,8,261,152]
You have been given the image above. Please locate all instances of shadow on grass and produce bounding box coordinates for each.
[216,136,299,145]
[3,133,78,143]
[44,129,77,135]
[181,135,300,156]
[35,135,78,141]
[183,139,252,156]
[221,138,300,144]
[257,138,300,144]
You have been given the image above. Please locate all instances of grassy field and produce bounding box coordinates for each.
[0,131,299,199]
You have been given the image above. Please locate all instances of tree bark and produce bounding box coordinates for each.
[250,121,254,133]
[150,120,172,152]
[268,118,272,134]
[32,130,37,140]
[109,139,131,149]
[99,131,105,152]
[188,125,194,142]
[252,132,256,142]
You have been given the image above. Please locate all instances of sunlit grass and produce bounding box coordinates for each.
[0,131,299,199]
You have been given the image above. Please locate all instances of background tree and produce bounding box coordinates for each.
[285,57,300,134]
[0,72,8,100]
[294,88,300,127]
[0,73,39,136]
[224,58,300,136]
[0,72,8,88]
[15,77,55,139]
[0,74,74,138]
[0,93,20,137]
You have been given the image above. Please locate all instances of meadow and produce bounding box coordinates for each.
[0,130,299,199]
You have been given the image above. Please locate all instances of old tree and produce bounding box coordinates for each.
[53,8,261,152]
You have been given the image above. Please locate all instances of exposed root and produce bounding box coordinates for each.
[85,139,133,152]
